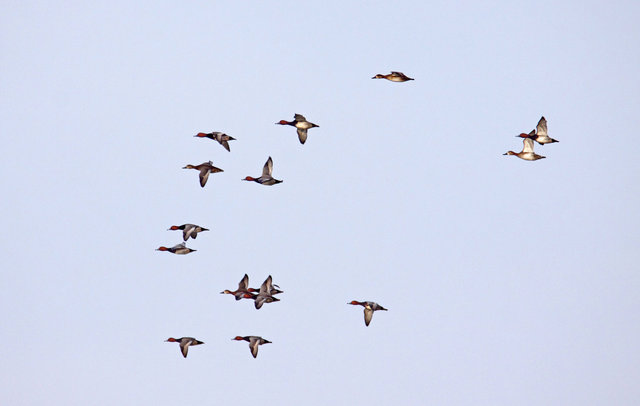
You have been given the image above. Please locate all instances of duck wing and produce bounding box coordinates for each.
[249,337,260,358]
[259,275,273,295]
[238,274,249,291]
[221,140,231,152]
[536,116,548,136]
[364,307,373,326]
[172,242,186,250]
[522,138,535,153]
[199,168,210,187]
[180,339,192,358]
[183,224,196,241]
[294,113,306,122]
[262,157,273,177]
[297,128,308,144]
[254,296,264,309]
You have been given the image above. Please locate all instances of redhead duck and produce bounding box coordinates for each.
[165,337,204,358]
[276,113,319,144]
[168,224,208,241]
[372,71,414,82]
[516,116,558,145]
[348,300,388,326]
[156,242,196,255]
[504,138,545,161]
[242,156,282,185]
[232,336,271,358]
[194,131,236,152]
[221,274,258,301]
[183,161,223,187]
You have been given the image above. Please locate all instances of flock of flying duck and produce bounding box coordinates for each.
[159,71,556,359]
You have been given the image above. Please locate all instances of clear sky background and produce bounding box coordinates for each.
[2,1,640,404]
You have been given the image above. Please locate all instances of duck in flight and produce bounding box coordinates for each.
[348,300,388,326]
[167,224,208,241]
[253,275,282,309]
[276,114,319,144]
[165,337,204,358]
[194,131,236,152]
[232,336,271,358]
[156,242,196,255]
[504,138,546,161]
[221,274,258,301]
[183,161,223,187]
[371,71,414,82]
[516,116,558,145]
[242,156,282,185]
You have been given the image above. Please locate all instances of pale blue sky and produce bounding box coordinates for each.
[2,1,640,405]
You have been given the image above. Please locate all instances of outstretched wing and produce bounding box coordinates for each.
[364,308,373,326]
[180,340,191,358]
[297,128,308,144]
[183,225,195,241]
[294,113,306,122]
[536,116,548,136]
[262,157,273,177]
[522,138,535,153]
[199,168,210,187]
[221,140,231,152]
[238,274,249,291]
[259,275,273,295]
[250,339,259,358]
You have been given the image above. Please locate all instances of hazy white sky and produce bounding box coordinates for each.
[2,1,640,405]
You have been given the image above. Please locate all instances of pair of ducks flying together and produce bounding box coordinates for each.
[504,116,559,161]
[182,156,282,187]
[165,336,271,358]
[196,113,320,148]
